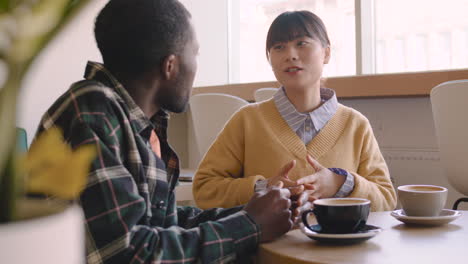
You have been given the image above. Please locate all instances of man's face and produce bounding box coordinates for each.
[158,24,199,113]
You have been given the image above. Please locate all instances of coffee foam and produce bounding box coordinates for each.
[315,198,370,206]
[398,185,446,193]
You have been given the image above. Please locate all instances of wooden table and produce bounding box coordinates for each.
[256,211,467,264]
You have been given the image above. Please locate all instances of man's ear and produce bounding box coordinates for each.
[324,46,331,64]
[161,54,179,80]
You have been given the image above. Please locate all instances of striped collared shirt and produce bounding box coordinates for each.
[273,87,354,197]
[35,61,260,263]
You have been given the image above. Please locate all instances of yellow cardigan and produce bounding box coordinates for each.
[193,100,396,211]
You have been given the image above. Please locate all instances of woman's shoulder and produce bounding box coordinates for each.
[235,99,275,116]
[226,99,277,126]
[337,103,371,125]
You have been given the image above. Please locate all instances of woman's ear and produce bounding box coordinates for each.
[161,54,179,80]
[324,46,331,64]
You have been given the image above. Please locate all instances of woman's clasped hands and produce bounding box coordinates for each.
[265,155,347,223]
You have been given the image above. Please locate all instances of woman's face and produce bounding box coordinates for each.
[269,36,330,92]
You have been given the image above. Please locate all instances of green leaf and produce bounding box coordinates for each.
[0,0,10,13]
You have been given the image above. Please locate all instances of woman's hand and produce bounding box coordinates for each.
[296,155,346,200]
[289,186,313,226]
[266,160,298,188]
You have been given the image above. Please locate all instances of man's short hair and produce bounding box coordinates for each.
[95,0,192,76]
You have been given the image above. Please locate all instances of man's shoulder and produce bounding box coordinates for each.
[50,80,120,111]
[42,80,124,128]
[68,80,120,104]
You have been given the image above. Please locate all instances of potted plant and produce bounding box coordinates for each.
[0,1,94,263]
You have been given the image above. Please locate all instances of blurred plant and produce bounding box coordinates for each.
[0,0,92,222]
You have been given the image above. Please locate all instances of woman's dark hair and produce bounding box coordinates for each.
[266,10,330,59]
[94,0,192,76]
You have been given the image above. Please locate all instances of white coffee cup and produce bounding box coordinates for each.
[397,185,448,217]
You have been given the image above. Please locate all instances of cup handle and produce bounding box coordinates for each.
[301,209,315,231]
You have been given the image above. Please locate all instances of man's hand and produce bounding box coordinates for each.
[244,183,293,242]
[296,155,345,200]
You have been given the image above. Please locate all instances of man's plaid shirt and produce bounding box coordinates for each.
[35,61,260,263]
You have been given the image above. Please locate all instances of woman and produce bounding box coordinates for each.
[192,10,396,212]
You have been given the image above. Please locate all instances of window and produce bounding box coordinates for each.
[184,0,468,86]
[375,0,468,73]
[232,0,355,84]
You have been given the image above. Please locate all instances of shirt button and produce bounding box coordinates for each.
[156,200,165,209]
[305,126,311,131]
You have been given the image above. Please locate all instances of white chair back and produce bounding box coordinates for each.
[430,80,468,196]
[254,88,278,102]
[188,93,249,168]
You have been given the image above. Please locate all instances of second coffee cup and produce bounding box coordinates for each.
[302,198,371,234]
[398,184,447,217]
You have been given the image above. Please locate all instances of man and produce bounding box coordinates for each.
[35,0,309,263]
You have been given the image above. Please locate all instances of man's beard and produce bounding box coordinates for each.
[158,69,191,113]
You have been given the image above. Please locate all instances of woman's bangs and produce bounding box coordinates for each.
[268,18,310,47]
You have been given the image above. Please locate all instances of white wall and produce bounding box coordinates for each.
[179,0,229,86]
[18,0,229,142]
[18,0,106,143]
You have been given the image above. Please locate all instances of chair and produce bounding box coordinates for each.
[430,80,468,209]
[188,93,249,168]
[254,88,278,102]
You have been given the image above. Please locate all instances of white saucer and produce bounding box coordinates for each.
[391,209,462,226]
[300,224,382,244]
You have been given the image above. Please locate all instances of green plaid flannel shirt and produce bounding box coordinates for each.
[35,61,260,264]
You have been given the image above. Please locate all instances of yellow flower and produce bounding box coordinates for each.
[23,127,96,200]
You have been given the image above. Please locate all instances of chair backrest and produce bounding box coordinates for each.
[16,127,28,153]
[254,88,278,102]
[430,80,468,196]
[188,93,249,168]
